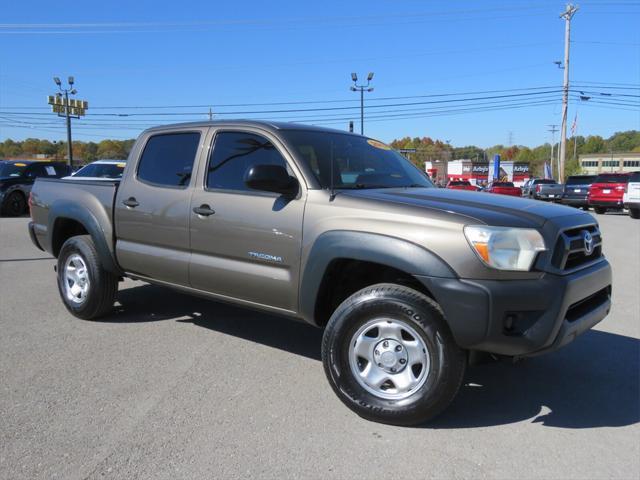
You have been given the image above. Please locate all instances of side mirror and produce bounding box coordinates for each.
[245,164,298,196]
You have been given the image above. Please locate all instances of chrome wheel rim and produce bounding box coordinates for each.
[348,318,430,400]
[63,254,90,304]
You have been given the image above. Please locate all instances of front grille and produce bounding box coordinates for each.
[551,224,602,271]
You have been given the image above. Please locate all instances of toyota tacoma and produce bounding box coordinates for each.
[28,121,612,425]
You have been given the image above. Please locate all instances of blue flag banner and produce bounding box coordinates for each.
[493,154,501,180]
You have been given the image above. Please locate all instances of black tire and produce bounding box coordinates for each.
[630,208,640,219]
[321,283,466,426]
[581,206,590,211]
[594,207,606,214]
[56,235,118,320]
[1,191,27,217]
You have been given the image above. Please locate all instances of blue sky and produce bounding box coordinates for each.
[1,0,638,147]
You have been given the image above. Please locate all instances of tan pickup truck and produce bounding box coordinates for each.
[29,120,612,425]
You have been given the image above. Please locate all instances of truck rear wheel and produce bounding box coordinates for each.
[321,283,466,426]
[56,235,118,320]
[594,207,606,214]
[630,208,640,219]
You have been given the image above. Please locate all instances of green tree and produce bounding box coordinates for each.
[580,135,606,154]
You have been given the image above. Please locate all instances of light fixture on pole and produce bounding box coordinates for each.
[350,72,374,135]
[48,76,88,168]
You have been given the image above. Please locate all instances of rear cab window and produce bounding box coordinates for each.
[137,132,201,188]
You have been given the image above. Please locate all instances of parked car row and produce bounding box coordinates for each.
[0,159,125,216]
[0,160,70,216]
[527,172,640,219]
[442,173,639,220]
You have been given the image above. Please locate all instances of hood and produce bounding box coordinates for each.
[341,187,590,228]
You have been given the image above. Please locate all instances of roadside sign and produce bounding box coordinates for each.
[47,96,88,117]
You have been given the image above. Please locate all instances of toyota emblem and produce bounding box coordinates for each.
[583,231,594,256]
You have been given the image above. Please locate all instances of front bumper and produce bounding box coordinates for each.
[417,259,612,357]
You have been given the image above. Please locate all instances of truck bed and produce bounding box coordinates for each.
[30,178,119,257]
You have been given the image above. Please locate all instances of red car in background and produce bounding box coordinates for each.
[588,173,629,214]
[484,181,522,197]
[446,180,478,191]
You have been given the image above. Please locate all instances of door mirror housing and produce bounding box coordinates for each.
[245,165,298,196]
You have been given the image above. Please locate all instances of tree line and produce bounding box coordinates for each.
[0,138,135,163]
[1,130,638,176]
[390,130,640,176]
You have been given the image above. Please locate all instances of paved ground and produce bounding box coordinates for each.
[0,213,638,480]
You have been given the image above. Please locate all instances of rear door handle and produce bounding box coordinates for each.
[122,197,139,208]
[193,204,215,217]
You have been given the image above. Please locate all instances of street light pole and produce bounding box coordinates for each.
[64,89,72,167]
[558,3,578,184]
[350,72,374,135]
[53,76,78,168]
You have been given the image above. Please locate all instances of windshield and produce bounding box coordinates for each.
[594,173,629,184]
[449,181,471,186]
[566,175,597,185]
[73,162,125,179]
[493,182,514,187]
[535,179,557,184]
[0,162,28,178]
[281,130,433,189]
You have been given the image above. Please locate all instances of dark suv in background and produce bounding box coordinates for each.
[561,175,597,210]
[0,160,70,216]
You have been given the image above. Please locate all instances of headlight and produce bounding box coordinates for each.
[464,225,546,271]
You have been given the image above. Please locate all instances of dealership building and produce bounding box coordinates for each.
[579,152,640,175]
[425,159,531,187]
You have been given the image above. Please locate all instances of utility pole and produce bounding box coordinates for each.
[548,124,559,178]
[350,72,374,135]
[49,76,86,168]
[558,3,579,183]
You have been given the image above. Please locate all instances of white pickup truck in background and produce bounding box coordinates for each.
[623,171,640,219]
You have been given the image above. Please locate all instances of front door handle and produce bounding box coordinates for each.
[122,197,139,208]
[193,204,215,217]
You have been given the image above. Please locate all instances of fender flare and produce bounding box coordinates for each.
[47,200,121,274]
[298,230,456,324]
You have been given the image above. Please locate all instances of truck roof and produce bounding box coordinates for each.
[142,120,359,137]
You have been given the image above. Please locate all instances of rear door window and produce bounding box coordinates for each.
[137,132,201,188]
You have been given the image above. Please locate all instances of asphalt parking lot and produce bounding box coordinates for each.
[1,213,638,480]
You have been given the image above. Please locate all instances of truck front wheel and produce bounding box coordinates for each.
[56,235,118,320]
[321,283,466,426]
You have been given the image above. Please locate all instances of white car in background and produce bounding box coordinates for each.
[623,171,640,219]
[63,160,125,181]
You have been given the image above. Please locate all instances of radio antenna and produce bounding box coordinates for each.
[329,141,336,201]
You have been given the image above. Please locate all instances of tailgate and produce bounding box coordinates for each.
[628,182,640,201]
